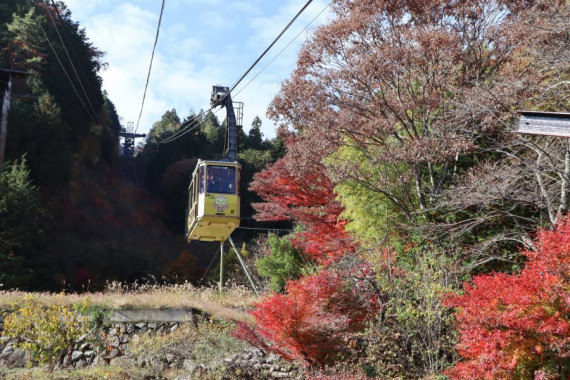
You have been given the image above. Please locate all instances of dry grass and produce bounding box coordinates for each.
[0,365,152,379]
[0,282,260,322]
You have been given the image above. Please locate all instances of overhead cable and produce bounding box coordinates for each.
[163,0,317,145]
[158,107,214,144]
[229,0,314,95]
[197,245,221,286]
[44,0,102,125]
[159,107,223,145]
[233,2,330,98]
[236,226,293,232]
[158,120,201,144]
[48,0,102,111]
[31,4,99,124]
[135,0,166,134]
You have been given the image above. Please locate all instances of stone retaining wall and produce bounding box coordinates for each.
[0,314,303,379]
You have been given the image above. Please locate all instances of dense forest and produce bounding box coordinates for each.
[0,0,285,291]
[1,0,569,378]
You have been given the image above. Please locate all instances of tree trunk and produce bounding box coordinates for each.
[557,141,570,220]
[416,164,426,210]
[535,151,556,224]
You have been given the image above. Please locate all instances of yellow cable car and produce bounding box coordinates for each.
[184,86,262,295]
[186,159,241,242]
[186,85,242,242]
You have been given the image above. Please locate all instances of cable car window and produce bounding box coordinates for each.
[199,166,205,193]
[206,166,236,194]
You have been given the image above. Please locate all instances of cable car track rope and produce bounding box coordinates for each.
[159,0,318,146]
[44,0,102,125]
[233,1,329,99]
[158,107,222,145]
[49,0,102,114]
[135,0,166,134]
[30,3,99,125]
[228,0,314,95]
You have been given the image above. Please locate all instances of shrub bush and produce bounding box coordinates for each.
[2,295,91,369]
[379,248,459,375]
[444,216,570,379]
[234,268,380,365]
[255,234,308,292]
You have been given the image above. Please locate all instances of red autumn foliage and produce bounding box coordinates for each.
[250,156,355,265]
[444,216,570,379]
[234,269,380,365]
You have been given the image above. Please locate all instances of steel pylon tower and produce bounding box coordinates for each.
[118,122,145,181]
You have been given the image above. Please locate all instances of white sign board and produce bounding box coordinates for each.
[516,111,570,137]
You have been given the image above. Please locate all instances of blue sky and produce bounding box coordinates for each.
[62,0,332,139]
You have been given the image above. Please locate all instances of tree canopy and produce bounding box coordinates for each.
[243,0,569,377]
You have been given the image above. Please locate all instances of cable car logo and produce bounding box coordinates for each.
[213,196,229,212]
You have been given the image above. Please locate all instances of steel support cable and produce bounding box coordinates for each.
[227,236,260,295]
[158,107,214,144]
[228,0,314,95]
[31,5,98,124]
[135,0,166,134]
[236,226,293,232]
[158,121,201,144]
[162,0,315,145]
[198,245,221,286]
[48,0,102,114]
[162,1,315,145]
[159,107,223,145]
[233,2,330,99]
[43,0,102,126]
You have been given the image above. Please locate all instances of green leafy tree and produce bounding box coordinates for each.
[238,148,273,222]
[256,234,308,292]
[202,110,224,153]
[331,144,413,248]
[268,134,286,161]
[3,7,45,70]
[0,0,202,291]
[147,108,181,142]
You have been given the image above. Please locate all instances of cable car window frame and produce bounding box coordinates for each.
[199,165,205,194]
[188,181,194,213]
[206,165,236,194]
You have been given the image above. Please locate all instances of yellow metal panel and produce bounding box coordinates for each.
[204,193,239,217]
[187,215,240,242]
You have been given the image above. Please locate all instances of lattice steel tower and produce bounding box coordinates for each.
[118,122,145,181]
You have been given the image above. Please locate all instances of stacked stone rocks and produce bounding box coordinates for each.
[0,336,26,368]
[214,348,303,379]
[1,320,304,379]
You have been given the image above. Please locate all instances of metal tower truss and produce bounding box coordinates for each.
[118,122,145,181]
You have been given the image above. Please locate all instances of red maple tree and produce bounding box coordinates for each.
[444,216,570,379]
[250,154,355,265]
[234,268,380,365]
